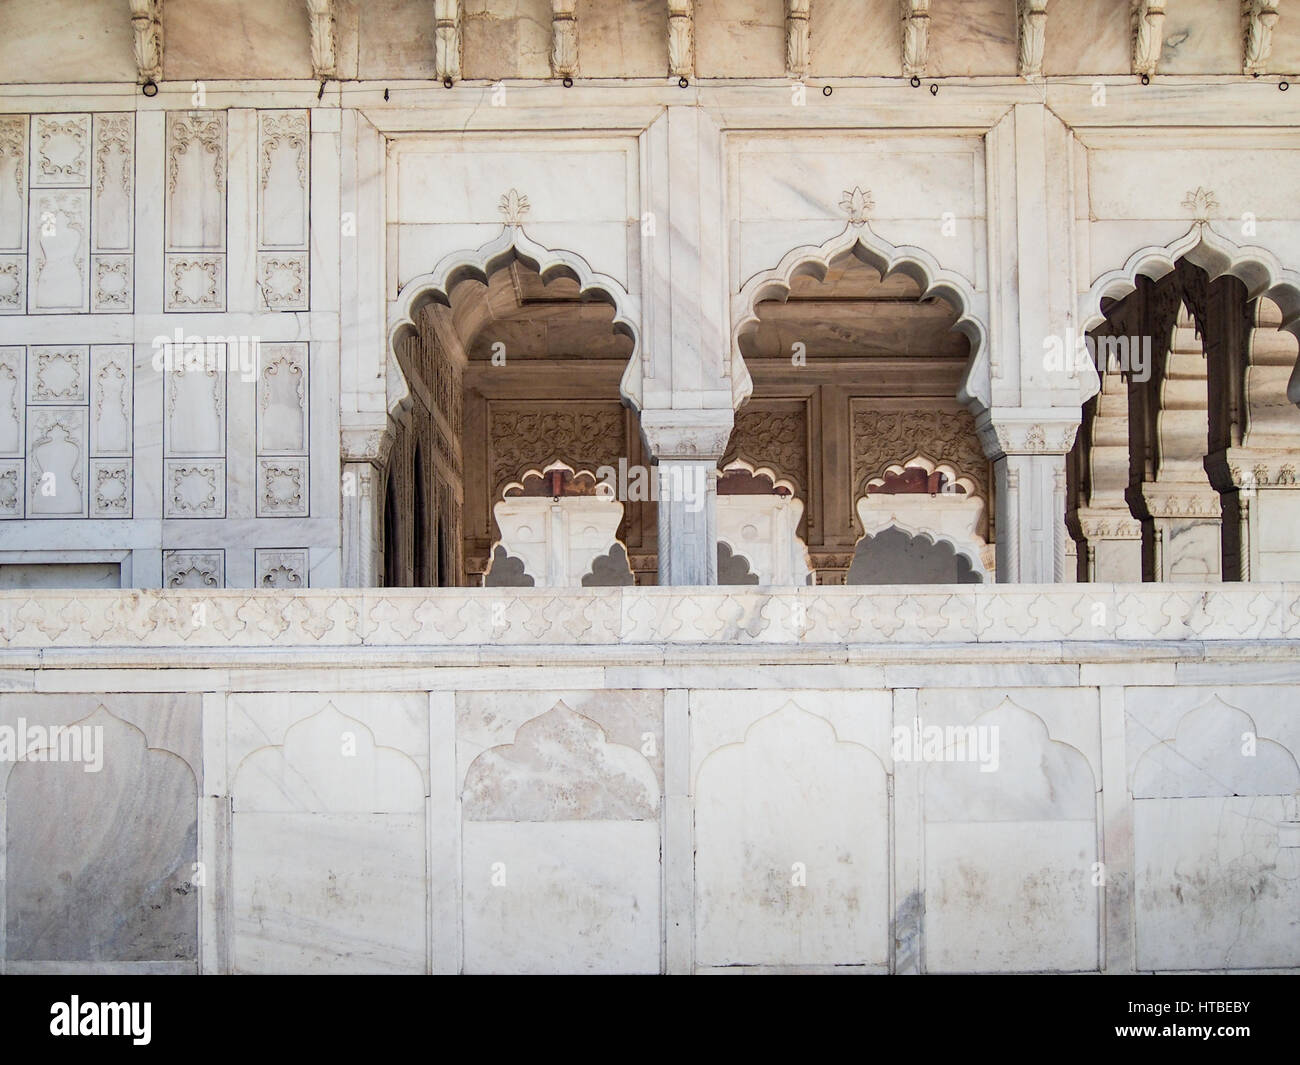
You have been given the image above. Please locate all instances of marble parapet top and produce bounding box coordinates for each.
[0,585,1296,650]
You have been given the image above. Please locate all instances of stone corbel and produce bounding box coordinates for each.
[786,0,811,80]
[668,0,694,80]
[1132,0,1167,77]
[306,0,336,80]
[901,0,931,79]
[435,0,461,84]
[640,409,734,463]
[1017,0,1048,78]
[341,423,397,469]
[975,414,1080,461]
[129,0,164,84]
[551,0,578,79]
[1244,1,1281,76]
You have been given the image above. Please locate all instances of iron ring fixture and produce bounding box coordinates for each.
[823,85,832,96]
[141,79,158,97]
[562,76,573,88]
[443,77,454,88]
[910,75,921,88]
[679,76,689,88]
[1140,73,1150,85]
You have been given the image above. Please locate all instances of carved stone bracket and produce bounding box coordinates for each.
[129,0,164,84]
[640,409,734,463]
[435,0,462,83]
[552,0,578,78]
[668,0,694,79]
[975,411,1081,460]
[786,0,811,80]
[1132,0,1168,77]
[901,0,931,79]
[1017,0,1048,78]
[341,423,397,468]
[1244,1,1282,76]
[306,0,336,80]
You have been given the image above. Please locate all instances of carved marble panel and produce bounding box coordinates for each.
[0,115,26,252]
[0,348,23,457]
[164,253,225,311]
[30,114,90,188]
[256,457,308,517]
[27,345,88,406]
[0,255,24,312]
[163,549,225,588]
[0,459,23,518]
[92,113,134,253]
[164,459,226,518]
[257,343,307,454]
[257,252,308,311]
[26,406,88,518]
[90,458,132,518]
[165,112,226,252]
[257,111,309,250]
[90,345,133,456]
[165,364,225,457]
[255,548,308,588]
[91,254,133,312]
[28,189,89,313]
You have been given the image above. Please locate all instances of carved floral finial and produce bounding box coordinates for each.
[839,186,874,226]
[1180,187,1218,221]
[498,188,530,226]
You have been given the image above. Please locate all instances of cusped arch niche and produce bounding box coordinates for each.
[731,222,992,412]
[382,224,644,586]
[388,225,645,411]
[1079,221,1300,406]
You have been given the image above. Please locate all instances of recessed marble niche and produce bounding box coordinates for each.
[3,694,200,966]
[692,693,891,969]
[458,691,663,975]
[922,697,1099,973]
[229,698,427,975]
[1133,696,1300,971]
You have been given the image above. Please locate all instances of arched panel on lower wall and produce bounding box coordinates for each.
[692,695,892,969]
[228,700,428,975]
[920,698,1099,973]
[457,693,663,975]
[1131,696,1300,972]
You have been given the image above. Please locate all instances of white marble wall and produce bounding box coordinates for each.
[0,585,1297,974]
[0,98,340,590]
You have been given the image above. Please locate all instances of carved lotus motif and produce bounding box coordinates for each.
[839,186,874,226]
[498,188,530,226]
